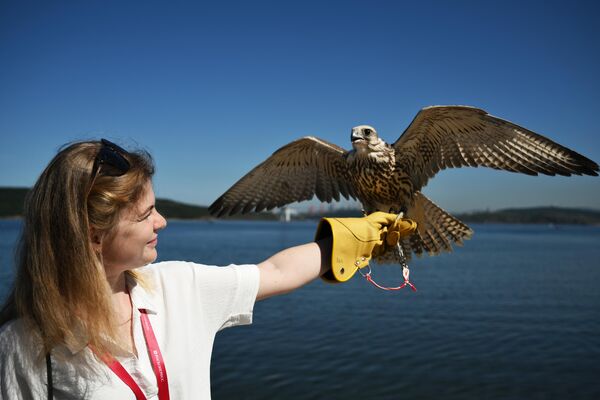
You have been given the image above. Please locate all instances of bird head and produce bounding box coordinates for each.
[351,125,380,152]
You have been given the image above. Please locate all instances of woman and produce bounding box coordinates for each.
[0,139,412,399]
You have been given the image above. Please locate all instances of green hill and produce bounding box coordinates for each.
[455,207,600,225]
[298,207,600,224]
[0,188,275,220]
[0,188,29,218]
[1,187,598,224]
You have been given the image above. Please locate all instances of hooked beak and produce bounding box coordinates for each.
[351,129,365,144]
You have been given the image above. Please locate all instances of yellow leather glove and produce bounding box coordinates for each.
[314,212,417,283]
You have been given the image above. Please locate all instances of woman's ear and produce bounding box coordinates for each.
[89,227,103,253]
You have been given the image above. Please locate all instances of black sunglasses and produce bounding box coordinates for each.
[89,139,131,184]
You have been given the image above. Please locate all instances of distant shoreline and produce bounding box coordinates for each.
[2,187,599,225]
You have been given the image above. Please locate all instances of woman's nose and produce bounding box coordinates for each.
[155,210,167,231]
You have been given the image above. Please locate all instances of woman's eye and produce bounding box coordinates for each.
[139,213,151,221]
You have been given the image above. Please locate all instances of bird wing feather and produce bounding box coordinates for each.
[209,136,356,216]
[393,106,599,192]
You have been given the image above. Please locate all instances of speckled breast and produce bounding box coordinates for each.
[348,155,410,211]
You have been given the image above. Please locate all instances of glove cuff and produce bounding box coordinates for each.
[315,217,381,283]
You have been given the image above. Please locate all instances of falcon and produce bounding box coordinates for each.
[209,106,599,260]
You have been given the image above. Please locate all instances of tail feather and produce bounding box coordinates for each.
[408,191,473,257]
[375,191,473,264]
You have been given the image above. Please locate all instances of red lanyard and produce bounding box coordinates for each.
[93,309,170,400]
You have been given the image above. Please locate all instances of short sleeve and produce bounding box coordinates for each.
[149,262,260,334]
[218,264,260,330]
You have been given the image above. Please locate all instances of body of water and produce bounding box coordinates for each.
[1,220,599,399]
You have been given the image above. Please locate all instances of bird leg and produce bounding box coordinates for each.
[395,211,417,291]
[396,242,417,291]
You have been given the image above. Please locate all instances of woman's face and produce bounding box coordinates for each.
[101,181,167,277]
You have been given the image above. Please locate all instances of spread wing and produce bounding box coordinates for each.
[393,105,599,192]
[209,136,357,217]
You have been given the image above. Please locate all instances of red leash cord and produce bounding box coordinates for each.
[359,264,417,292]
[359,238,418,292]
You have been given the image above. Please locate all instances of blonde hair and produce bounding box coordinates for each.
[0,140,154,357]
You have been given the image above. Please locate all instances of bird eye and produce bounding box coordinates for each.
[364,128,372,136]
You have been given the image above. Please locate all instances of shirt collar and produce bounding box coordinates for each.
[63,321,88,355]
[126,272,158,315]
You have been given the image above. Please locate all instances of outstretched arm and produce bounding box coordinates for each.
[255,212,417,301]
[256,238,332,301]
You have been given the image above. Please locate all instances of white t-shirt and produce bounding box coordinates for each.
[0,261,260,399]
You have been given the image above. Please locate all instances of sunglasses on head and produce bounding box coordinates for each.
[89,139,131,184]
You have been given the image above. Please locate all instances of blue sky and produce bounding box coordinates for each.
[1,0,599,212]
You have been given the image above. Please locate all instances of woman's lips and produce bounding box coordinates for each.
[147,237,158,246]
